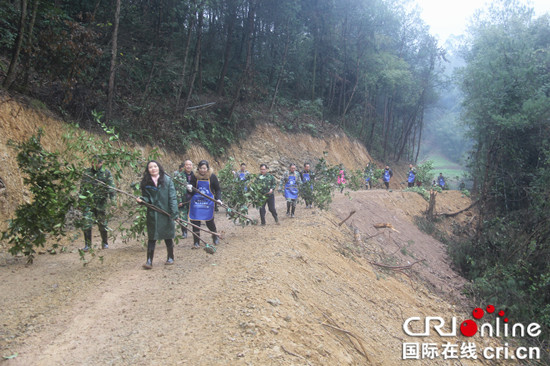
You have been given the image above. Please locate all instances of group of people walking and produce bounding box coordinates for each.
[81,157,448,269]
[135,159,223,268]
[81,157,223,269]
[363,163,446,190]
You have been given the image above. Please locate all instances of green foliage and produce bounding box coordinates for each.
[218,154,344,218]
[1,131,79,263]
[0,2,17,50]
[453,2,550,339]
[1,111,161,263]
[346,169,366,191]
[179,114,235,157]
[217,158,265,226]
[415,160,435,187]
[309,154,340,210]
[404,186,430,201]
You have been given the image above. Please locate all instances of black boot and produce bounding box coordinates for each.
[212,234,220,245]
[165,241,174,265]
[192,236,200,249]
[291,205,295,218]
[143,241,155,269]
[100,227,109,249]
[286,201,291,216]
[82,229,92,252]
[182,227,188,238]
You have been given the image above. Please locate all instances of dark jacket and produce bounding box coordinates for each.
[257,173,277,195]
[80,166,115,211]
[141,175,178,240]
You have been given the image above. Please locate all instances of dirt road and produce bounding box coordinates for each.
[0,191,498,365]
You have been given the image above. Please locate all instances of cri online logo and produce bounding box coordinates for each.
[403,304,541,338]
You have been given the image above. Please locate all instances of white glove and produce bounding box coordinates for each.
[216,199,223,205]
[186,184,193,192]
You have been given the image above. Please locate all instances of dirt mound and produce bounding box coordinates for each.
[331,190,473,299]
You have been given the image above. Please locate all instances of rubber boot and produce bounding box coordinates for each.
[143,242,155,269]
[291,205,295,218]
[212,234,220,245]
[286,201,291,216]
[82,229,92,252]
[182,227,188,239]
[100,227,109,249]
[165,242,174,265]
[192,237,200,249]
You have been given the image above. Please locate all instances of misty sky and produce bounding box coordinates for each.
[416,0,550,42]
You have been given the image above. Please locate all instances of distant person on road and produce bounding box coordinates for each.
[281,163,302,218]
[137,160,178,269]
[337,167,346,193]
[383,165,393,190]
[407,164,416,188]
[173,160,194,238]
[364,163,373,190]
[80,156,116,252]
[187,160,222,251]
[438,173,446,189]
[300,162,314,208]
[234,163,250,182]
[257,164,279,225]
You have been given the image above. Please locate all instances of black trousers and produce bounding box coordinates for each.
[191,219,217,242]
[147,239,174,260]
[260,194,278,224]
[408,182,414,188]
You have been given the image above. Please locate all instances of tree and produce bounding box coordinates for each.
[455,0,550,337]
[106,0,121,123]
[3,0,27,89]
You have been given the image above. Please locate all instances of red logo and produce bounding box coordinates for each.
[460,304,506,337]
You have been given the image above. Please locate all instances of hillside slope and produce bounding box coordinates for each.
[0,93,375,233]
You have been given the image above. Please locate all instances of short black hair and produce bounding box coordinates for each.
[260,164,268,169]
[198,160,209,169]
[240,163,246,167]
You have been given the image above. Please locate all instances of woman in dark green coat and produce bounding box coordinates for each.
[137,160,178,269]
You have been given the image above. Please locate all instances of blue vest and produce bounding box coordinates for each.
[383,170,391,182]
[239,172,248,192]
[408,170,416,183]
[438,176,445,187]
[285,175,299,200]
[189,179,215,221]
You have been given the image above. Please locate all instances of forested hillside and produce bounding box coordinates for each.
[452,2,550,338]
[0,0,442,161]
